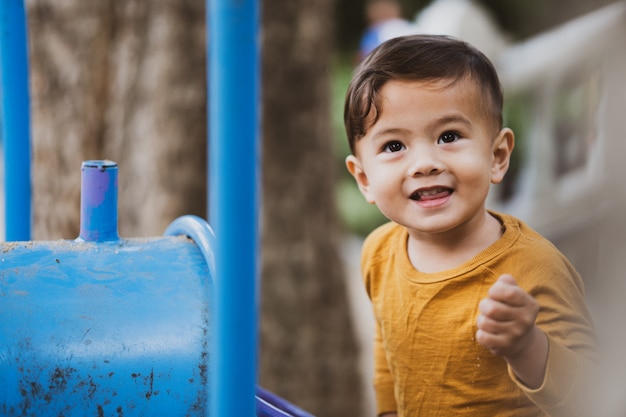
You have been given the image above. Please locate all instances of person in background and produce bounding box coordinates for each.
[358,0,415,62]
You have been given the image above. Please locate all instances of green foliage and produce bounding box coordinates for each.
[336,178,389,237]
[500,91,533,201]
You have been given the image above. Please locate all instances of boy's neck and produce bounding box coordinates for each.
[406,211,503,274]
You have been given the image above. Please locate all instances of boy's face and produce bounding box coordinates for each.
[346,77,514,238]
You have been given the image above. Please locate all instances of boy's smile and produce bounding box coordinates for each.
[410,186,452,208]
[346,76,514,243]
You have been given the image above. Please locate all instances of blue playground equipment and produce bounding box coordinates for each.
[0,1,313,416]
[0,0,32,241]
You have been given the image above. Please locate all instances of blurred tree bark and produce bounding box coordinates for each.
[260,0,363,416]
[26,0,363,415]
[27,0,207,239]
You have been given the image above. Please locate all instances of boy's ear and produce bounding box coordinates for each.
[490,127,515,185]
[345,155,376,204]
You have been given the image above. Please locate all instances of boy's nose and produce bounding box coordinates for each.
[407,148,444,177]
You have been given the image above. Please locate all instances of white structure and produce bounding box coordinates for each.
[492,4,626,415]
[412,0,510,58]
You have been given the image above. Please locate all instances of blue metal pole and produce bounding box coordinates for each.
[0,0,32,241]
[207,0,260,416]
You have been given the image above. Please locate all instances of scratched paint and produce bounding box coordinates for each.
[0,236,212,416]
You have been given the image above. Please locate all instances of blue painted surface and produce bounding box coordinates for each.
[0,236,212,416]
[0,0,32,241]
[208,0,260,416]
[0,210,309,416]
[0,160,215,416]
[79,161,120,242]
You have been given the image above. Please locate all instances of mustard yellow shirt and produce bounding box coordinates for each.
[361,212,596,417]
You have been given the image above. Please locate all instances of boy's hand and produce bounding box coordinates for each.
[476,274,538,358]
[476,274,548,388]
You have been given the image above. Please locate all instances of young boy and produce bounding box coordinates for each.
[344,35,596,417]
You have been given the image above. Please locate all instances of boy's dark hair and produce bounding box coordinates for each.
[344,34,503,154]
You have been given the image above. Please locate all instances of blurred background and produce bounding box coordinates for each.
[1,0,625,416]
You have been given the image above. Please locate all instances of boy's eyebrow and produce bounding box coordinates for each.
[367,127,411,140]
[372,127,406,136]
[431,114,472,128]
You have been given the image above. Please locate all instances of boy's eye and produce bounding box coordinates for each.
[383,141,405,153]
[438,132,459,144]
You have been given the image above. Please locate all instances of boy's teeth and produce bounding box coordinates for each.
[410,187,450,200]
[419,188,443,196]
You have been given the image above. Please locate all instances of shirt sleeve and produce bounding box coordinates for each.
[373,318,397,415]
[508,337,597,417]
[361,223,398,415]
[506,244,597,417]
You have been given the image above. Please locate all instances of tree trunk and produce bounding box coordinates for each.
[27,0,207,239]
[260,1,363,416]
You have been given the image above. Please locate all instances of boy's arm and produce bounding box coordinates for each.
[475,274,548,388]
